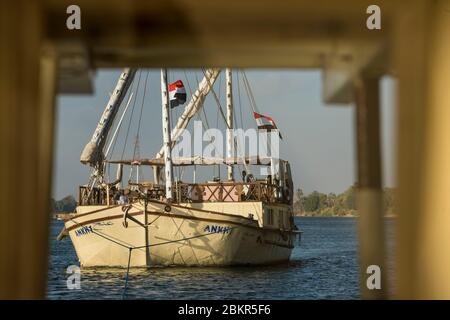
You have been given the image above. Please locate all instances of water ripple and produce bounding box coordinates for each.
[47,217,377,300]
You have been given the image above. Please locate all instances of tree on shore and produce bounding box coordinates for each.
[293,185,396,217]
[51,195,77,213]
[294,188,304,213]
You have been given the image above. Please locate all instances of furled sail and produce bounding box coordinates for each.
[80,68,137,166]
[155,68,221,159]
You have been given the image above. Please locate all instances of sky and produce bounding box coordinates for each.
[52,69,396,200]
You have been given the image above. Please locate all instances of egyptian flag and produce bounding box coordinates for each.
[169,80,187,108]
[253,112,283,139]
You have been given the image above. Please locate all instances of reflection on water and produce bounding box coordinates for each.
[47,217,394,299]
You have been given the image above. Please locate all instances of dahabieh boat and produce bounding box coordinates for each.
[59,68,301,267]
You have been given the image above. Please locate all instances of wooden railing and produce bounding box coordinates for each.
[79,186,108,206]
[79,181,291,206]
[173,181,289,204]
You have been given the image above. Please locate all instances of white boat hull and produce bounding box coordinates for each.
[64,201,295,267]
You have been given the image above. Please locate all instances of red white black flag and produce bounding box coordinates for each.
[169,80,187,108]
[253,112,283,139]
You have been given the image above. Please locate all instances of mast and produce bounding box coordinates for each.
[226,68,234,180]
[160,69,174,200]
[155,68,221,159]
[153,68,220,184]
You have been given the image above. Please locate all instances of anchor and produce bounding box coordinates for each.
[121,205,146,229]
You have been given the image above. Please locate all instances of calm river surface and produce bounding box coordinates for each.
[47,217,395,299]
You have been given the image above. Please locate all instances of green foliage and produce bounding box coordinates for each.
[294,186,396,217]
[343,186,357,210]
[52,195,77,213]
[294,188,304,212]
[303,191,320,212]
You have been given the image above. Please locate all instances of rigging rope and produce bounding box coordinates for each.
[133,70,149,160]
[68,209,229,299]
[203,69,238,178]
[106,69,258,183]
[121,70,142,160]
[241,70,260,114]
[122,248,132,299]
[103,75,137,181]
[193,71,212,133]
[226,70,250,176]
[201,68,228,130]
[200,68,251,176]
[184,70,204,182]
[240,70,273,172]
[194,71,216,179]
[107,79,136,161]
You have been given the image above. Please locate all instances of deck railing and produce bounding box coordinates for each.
[79,181,291,206]
[173,181,288,204]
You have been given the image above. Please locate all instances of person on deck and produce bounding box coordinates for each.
[118,190,129,205]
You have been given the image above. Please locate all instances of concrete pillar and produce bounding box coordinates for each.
[354,75,386,299]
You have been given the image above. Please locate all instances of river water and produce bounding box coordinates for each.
[47,217,394,299]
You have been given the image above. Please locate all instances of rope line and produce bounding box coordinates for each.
[104,73,137,180]
[240,70,270,158]
[68,211,230,299]
[122,248,132,299]
[69,217,133,249]
[133,70,149,160]
[201,68,229,129]
[133,229,229,250]
[108,77,136,162]
[200,68,253,176]
[120,70,142,160]
[241,70,260,114]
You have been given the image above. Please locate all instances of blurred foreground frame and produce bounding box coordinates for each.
[1,0,449,299]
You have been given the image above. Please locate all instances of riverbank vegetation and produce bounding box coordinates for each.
[294,186,396,217]
[51,195,77,213]
[51,185,396,218]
